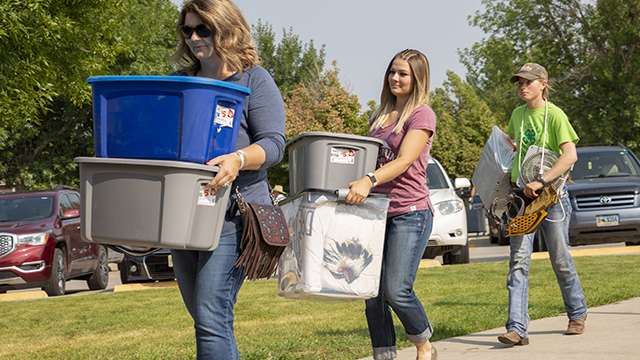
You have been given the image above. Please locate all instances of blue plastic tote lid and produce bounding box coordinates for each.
[87,75,251,95]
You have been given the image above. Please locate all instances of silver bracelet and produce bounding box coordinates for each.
[235,150,246,170]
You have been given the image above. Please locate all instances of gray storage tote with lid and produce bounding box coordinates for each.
[287,132,384,195]
[76,157,231,251]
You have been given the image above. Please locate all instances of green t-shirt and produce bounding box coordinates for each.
[506,102,579,182]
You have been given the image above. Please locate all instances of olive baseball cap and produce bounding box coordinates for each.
[510,63,548,82]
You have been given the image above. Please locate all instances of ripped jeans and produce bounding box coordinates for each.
[506,193,588,337]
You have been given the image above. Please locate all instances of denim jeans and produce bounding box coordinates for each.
[171,216,245,360]
[366,210,434,360]
[506,193,588,337]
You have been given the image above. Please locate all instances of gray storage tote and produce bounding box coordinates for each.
[287,132,383,195]
[76,157,230,251]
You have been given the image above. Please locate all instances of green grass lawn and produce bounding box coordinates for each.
[2,254,639,360]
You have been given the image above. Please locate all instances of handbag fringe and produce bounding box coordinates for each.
[234,201,286,280]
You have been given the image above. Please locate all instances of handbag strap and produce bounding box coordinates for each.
[234,186,249,215]
[233,181,277,214]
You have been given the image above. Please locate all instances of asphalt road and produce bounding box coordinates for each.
[466,235,625,264]
[64,269,122,294]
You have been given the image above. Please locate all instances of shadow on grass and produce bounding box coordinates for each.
[431,300,506,307]
[431,323,480,342]
[312,327,371,338]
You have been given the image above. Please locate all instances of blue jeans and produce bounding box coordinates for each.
[365,210,434,360]
[171,216,245,360]
[506,194,588,337]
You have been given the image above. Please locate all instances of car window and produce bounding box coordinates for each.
[59,194,73,214]
[573,150,640,180]
[427,163,450,189]
[0,196,54,222]
[67,193,81,210]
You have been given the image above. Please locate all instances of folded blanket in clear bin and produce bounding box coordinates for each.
[278,191,390,300]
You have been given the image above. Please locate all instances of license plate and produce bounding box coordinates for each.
[596,214,619,227]
[167,255,173,268]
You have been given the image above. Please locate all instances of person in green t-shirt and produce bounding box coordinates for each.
[498,63,588,347]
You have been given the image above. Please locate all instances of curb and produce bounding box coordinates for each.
[0,290,48,302]
[113,280,178,293]
[419,259,442,268]
[532,245,640,260]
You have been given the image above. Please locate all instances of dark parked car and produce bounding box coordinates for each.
[489,144,640,252]
[118,249,174,284]
[466,195,489,235]
[0,187,109,295]
[488,210,509,246]
[563,145,640,249]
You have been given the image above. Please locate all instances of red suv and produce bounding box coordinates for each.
[0,187,109,296]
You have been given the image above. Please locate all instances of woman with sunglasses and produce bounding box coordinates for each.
[346,49,438,360]
[170,1,285,359]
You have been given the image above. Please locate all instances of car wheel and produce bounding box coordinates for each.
[625,241,639,246]
[118,260,133,284]
[87,246,109,290]
[44,248,66,296]
[442,243,470,265]
[532,233,548,253]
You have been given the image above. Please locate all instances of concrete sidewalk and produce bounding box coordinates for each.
[360,297,640,360]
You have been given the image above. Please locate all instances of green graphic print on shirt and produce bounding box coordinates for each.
[522,127,537,147]
[506,102,579,183]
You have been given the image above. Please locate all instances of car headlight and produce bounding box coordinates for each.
[17,232,49,246]
[435,199,464,216]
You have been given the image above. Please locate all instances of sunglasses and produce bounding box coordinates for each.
[181,24,212,38]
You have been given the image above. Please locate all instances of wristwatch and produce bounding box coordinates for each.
[535,174,549,187]
[366,172,378,187]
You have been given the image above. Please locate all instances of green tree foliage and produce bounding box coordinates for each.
[0,0,178,189]
[430,71,498,179]
[284,66,362,139]
[461,0,640,152]
[253,21,326,96]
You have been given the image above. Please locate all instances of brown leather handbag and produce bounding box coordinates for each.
[233,187,289,280]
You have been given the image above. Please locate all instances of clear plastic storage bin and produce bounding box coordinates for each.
[278,190,390,300]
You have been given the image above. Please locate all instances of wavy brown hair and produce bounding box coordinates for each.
[173,0,259,75]
[370,49,430,135]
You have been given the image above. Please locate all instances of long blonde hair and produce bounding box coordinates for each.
[173,0,259,75]
[370,49,430,134]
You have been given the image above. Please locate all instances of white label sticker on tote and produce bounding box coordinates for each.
[330,147,356,164]
[214,104,235,128]
[198,183,217,206]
